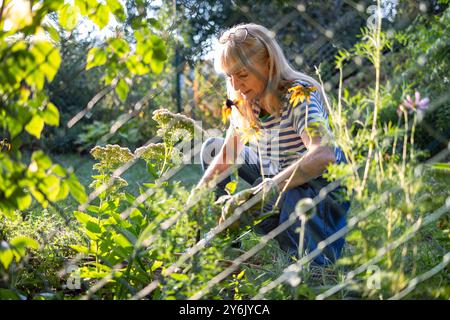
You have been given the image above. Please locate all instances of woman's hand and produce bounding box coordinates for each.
[187,184,206,208]
[215,178,280,227]
[215,188,254,225]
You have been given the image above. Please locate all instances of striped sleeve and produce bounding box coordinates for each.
[290,90,327,136]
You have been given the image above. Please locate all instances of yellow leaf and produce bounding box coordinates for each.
[239,125,261,144]
[25,115,44,139]
[288,84,317,107]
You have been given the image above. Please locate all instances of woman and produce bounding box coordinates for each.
[193,23,350,265]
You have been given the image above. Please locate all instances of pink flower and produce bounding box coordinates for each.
[414,91,430,112]
[397,91,430,116]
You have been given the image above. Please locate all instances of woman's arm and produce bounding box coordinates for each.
[196,126,244,188]
[272,126,336,191]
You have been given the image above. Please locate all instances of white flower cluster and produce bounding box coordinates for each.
[134,142,183,167]
[90,144,135,171]
[152,108,195,144]
[134,143,165,162]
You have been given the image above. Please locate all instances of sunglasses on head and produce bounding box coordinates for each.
[219,27,251,44]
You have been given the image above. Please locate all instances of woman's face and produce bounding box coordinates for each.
[226,57,270,102]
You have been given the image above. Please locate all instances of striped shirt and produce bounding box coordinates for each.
[233,79,345,177]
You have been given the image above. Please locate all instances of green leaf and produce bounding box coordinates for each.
[10,237,39,250]
[31,41,61,82]
[152,46,167,62]
[115,78,129,102]
[125,55,149,75]
[143,183,156,188]
[6,114,25,138]
[67,173,87,204]
[129,208,143,219]
[124,192,136,204]
[150,58,164,74]
[112,246,132,260]
[29,186,47,208]
[73,211,96,226]
[40,175,60,202]
[25,115,44,139]
[86,47,107,70]
[31,151,52,170]
[225,181,238,195]
[146,163,158,178]
[5,185,17,199]
[431,163,450,171]
[170,273,189,281]
[151,36,167,61]
[150,260,163,272]
[136,223,155,248]
[17,193,32,211]
[55,180,70,201]
[347,229,363,242]
[59,4,79,31]
[26,70,45,90]
[69,245,90,254]
[0,243,14,269]
[74,0,88,15]
[44,24,61,43]
[114,227,137,246]
[90,4,109,29]
[148,18,162,30]
[9,237,39,262]
[42,102,59,126]
[109,38,129,58]
[50,164,67,177]
[113,233,132,248]
[106,0,125,21]
[86,221,102,234]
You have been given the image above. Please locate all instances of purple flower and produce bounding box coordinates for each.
[397,91,430,116]
[414,91,430,112]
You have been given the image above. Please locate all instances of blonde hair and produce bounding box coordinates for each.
[214,23,329,129]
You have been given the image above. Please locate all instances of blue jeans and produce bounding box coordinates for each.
[200,137,351,265]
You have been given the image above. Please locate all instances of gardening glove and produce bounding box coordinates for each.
[215,178,280,228]
[187,184,206,208]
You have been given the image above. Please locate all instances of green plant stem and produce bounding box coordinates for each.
[317,67,361,188]
[337,67,343,139]
[412,243,418,277]
[256,142,266,218]
[378,150,385,179]
[160,144,171,177]
[96,197,104,274]
[361,0,382,194]
[392,116,402,158]
[298,213,306,260]
[402,110,409,178]
[119,252,135,299]
[387,207,393,267]
[410,113,417,161]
